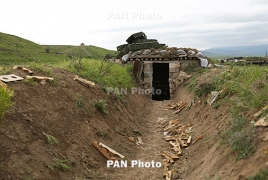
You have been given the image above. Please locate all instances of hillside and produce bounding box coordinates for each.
[203,44,268,57]
[0,32,116,66]
[47,45,116,60]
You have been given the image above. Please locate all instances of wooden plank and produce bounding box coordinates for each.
[92,140,116,160]
[99,142,125,159]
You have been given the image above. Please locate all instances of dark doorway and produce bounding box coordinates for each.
[152,63,170,101]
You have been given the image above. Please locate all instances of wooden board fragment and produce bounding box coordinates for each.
[254,115,268,127]
[169,141,182,155]
[192,134,206,144]
[13,65,34,75]
[254,106,268,117]
[162,160,169,178]
[25,75,54,82]
[187,136,192,145]
[92,140,116,160]
[99,142,125,159]
[74,75,95,87]
[166,170,172,180]
[162,151,179,163]
[178,138,188,147]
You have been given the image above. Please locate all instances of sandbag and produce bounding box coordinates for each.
[122,51,132,62]
[200,58,208,67]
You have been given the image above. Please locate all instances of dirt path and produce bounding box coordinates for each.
[106,98,182,180]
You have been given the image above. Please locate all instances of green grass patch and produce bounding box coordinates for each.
[222,115,256,161]
[42,132,59,145]
[48,156,72,171]
[65,58,134,88]
[186,65,267,161]
[0,86,13,119]
[94,99,108,115]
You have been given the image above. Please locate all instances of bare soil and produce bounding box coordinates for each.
[1,67,268,180]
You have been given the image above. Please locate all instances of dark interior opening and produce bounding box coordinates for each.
[152,63,170,101]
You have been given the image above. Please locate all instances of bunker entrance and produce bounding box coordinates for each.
[152,63,170,101]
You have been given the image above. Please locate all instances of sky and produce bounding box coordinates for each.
[1,0,268,50]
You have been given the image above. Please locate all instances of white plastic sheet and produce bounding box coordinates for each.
[122,51,132,62]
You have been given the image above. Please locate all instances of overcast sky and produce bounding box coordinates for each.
[1,0,268,50]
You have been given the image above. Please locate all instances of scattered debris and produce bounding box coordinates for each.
[207,91,219,105]
[128,136,144,146]
[137,136,144,145]
[0,81,14,96]
[99,142,125,159]
[128,137,135,143]
[13,65,34,75]
[161,151,179,163]
[92,140,125,160]
[207,88,226,105]
[263,147,268,154]
[254,115,268,127]
[25,75,54,84]
[159,115,196,178]
[73,75,95,87]
[254,105,268,117]
[178,71,192,82]
[0,74,24,82]
[162,160,172,180]
[0,81,7,89]
[167,101,187,114]
[192,134,206,144]
[260,131,268,141]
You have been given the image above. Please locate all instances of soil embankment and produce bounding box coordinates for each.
[1,67,267,180]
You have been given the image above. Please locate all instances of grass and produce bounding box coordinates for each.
[47,45,116,59]
[94,99,108,115]
[246,169,268,180]
[186,65,268,161]
[42,132,59,145]
[48,156,73,171]
[222,115,256,161]
[214,66,267,160]
[0,86,13,119]
[0,32,115,66]
[96,131,107,138]
[65,58,134,88]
